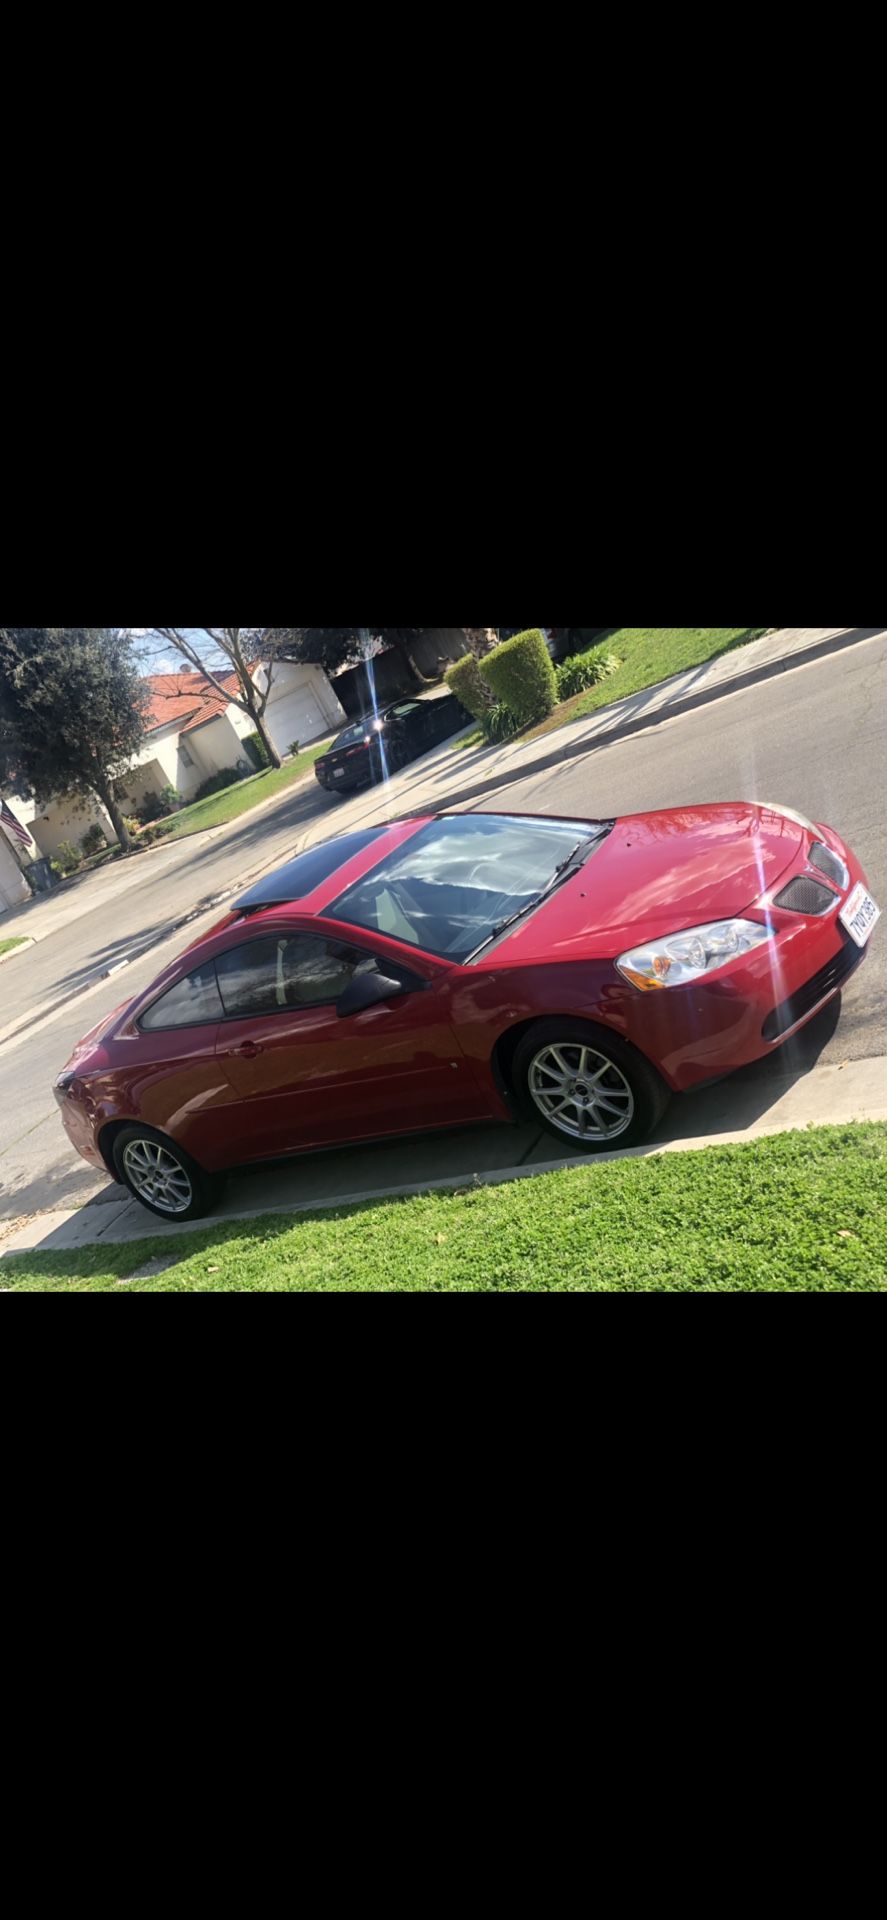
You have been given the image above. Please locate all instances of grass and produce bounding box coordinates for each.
[139,741,334,845]
[0,936,28,958]
[454,628,773,753]
[4,1122,886,1293]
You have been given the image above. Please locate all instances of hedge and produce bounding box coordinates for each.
[480,628,557,727]
[445,653,494,720]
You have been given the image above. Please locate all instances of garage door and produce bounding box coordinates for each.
[267,687,328,752]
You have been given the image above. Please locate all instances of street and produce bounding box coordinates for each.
[2,630,885,1233]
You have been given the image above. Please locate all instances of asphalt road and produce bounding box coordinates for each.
[2,633,885,1229]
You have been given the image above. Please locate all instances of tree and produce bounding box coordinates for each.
[144,628,297,769]
[286,628,439,687]
[462,629,499,658]
[0,628,148,852]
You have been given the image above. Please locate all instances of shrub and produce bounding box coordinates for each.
[124,817,141,838]
[445,654,494,720]
[243,731,272,771]
[194,767,243,803]
[80,823,108,858]
[55,840,81,875]
[160,783,181,812]
[138,792,168,824]
[556,646,621,701]
[480,628,557,728]
[288,740,300,759]
[480,702,520,745]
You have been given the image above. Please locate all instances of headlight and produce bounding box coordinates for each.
[617,919,771,991]
[759,802,817,833]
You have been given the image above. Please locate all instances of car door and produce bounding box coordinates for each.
[213,929,490,1159]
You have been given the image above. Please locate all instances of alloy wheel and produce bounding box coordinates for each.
[122,1138,193,1214]
[527,1043,635,1143]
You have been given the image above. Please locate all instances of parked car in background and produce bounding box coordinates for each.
[54,803,877,1220]
[314,692,470,796]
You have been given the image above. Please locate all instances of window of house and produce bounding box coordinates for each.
[180,743,195,768]
[214,935,381,1018]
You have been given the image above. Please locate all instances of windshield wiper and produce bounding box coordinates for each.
[465,831,610,962]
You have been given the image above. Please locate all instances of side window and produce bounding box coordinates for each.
[140,963,224,1031]
[214,935,381,1017]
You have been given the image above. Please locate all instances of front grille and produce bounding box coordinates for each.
[762,931,864,1041]
[774,875,837,916]
[809,841,849,890]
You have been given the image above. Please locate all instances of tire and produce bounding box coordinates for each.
[511,1019,670,1152]
[111,1124,223,1222]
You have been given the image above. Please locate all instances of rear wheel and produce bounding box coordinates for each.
[511,1020,670,1152]
[111,1125,223,1222]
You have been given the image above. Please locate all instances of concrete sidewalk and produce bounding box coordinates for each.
[5,1048,886,1258]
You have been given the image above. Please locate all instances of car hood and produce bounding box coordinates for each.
[489,804,806,964]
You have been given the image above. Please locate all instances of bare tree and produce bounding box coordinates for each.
[147,629,296,770]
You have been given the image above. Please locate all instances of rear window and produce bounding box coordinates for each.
[235,828,388,912]
[331,722,371,750]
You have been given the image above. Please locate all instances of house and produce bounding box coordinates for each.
[3,659,347,864]
[114,661,345,818]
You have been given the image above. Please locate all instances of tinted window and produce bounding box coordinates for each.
[215,935,380,1017]
[329,814,601,961]
[140,963,224,1031]
[235,829,388,912]
[385,702,422,720]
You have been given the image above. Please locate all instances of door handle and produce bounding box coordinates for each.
[226,1041,263,1058]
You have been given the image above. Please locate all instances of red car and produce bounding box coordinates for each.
[55,805,878,1220]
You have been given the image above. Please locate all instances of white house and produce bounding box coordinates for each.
[115,661,345,818]
[3,659,346,866]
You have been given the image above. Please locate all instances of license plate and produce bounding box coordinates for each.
[332,768,345,780]
[840,882,880,948]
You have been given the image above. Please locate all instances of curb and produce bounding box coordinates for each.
[7,1092,887,1254]
[0,938,35,968]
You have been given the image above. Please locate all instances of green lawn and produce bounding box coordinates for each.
[0,936,28,959]
[142,740,334,844]
[567,626,772,724]
[452,627,773,753]
[4,1123,885,1293]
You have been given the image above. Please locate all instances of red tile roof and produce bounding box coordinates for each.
[143,671,242,736]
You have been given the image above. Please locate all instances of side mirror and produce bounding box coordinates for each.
[337,972,405,1018]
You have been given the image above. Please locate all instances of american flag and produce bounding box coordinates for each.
[0,799,34,849]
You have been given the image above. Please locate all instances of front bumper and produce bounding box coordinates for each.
[616,825,874,1092]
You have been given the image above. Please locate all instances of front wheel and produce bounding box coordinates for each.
[111,1125,223,1221]
[511,1020,670,1152]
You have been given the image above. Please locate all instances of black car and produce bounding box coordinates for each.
[315,693,471,795]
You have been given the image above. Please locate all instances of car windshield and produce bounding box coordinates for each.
[327,814,607,962]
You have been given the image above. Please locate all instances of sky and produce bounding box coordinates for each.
[124,628,233,675]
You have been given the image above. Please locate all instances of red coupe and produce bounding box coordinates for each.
[55,805,878,1219]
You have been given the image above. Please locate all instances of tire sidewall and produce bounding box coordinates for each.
[511,1019,670,1153]
[111,1124,218,1222]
